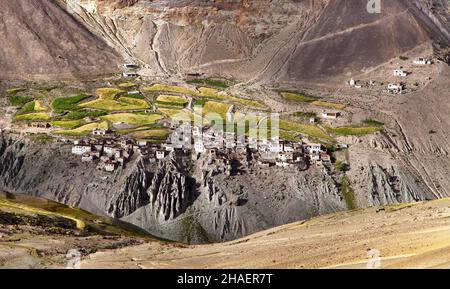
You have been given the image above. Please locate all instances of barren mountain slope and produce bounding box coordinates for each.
[0,0,122,80]
[5,192,450,269]
[81,198,450,269]
[390,62,450,197]
[69,0,449,84]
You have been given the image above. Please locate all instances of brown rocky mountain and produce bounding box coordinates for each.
[0,0,121,80]
[68,0,449,84]
[1,0,448,83]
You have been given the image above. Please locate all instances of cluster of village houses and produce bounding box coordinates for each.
[71,128,137,172]
[347,57,433,94]
[166,123,333,168]
[70,123,335,173]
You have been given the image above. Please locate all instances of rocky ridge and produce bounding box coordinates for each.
[0,132,431,243]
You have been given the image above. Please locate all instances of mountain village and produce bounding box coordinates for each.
[68,121,331,173]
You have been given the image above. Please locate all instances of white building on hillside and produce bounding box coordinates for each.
[123,63,139,69]
[306,144,323,155]
[92,128,109,136]
[123,72,139,78]
[321,111,341,119]
[393,70,408,77]
[72,145,92,155]
[413,58,432,65]
[388,83,404,94]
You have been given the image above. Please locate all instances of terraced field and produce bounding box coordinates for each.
[102,113,163,126]
[311,101,346,110]
[80,88,150,111]
[280,91,320,103]
[4,83,381,143]
[55,121,109,136]
[158,108,194,122]
[156,95,188,108]
[50,119,85,129]
[144,84,264,109]
[13,100,52,122]
[279,120,332,142]
[52,94,91,111]
[326,126,383,136]
[196,101,231,119]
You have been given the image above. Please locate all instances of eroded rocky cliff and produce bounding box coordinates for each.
[0,131,432,243]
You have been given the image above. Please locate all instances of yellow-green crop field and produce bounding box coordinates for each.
[279,120,332,141]
[118,82,138,88]
[55,121,109,136]
[13,100,52,122]
[326,126,382,136]
[158,108,194,122]
[311,101,346,110]
[102,113,163,126]
[156,95,188,107]
[144,84,265,109]
[280,92,319,103]
[51,120,85,130]
[195,101,231,119]
[34,100,49,111]
[143,84,197,95]
[80,88,149,111]
[14,113,52,122]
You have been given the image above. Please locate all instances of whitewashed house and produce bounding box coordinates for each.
[81,154,94,163]
[123,63,139,69]
[413,58,432,65]
[156,150,166,160]
[194,140,205,154]
[283,143,294,152]
[104,161,117,172]
[388,83,404,94]
[138,141,148,147]
[104,146,115,155]
[123,72,139,78]
[92,128,109,136]
[114,149,123,159]
[321,111,341,119]
[306,144,323,155]
[276,161,291,168]
[278,152,293,162]
[393,70,408,77]
[269,141,283,153]
[72,145,92,155]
